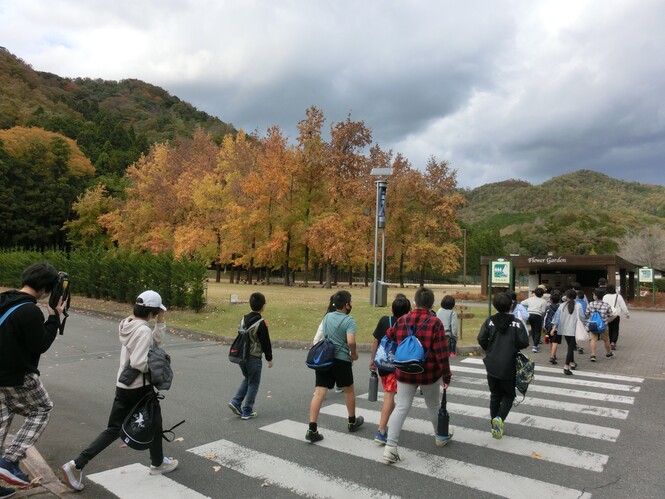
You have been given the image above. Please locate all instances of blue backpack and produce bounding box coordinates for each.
[374,317,396,372]
[393,318,431,374]
[306,316,349,371]
[588,311,606,333]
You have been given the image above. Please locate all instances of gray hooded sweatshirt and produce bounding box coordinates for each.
[116,316,165,389]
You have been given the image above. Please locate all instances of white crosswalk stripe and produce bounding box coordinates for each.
[87,358,642,498]
[187,439,399,499]
[261,420,591,499]
[320,403,609,472]
[88,463,211,498]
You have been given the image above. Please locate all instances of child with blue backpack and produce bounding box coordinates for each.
[586,289,613,362]
[369,294,411,445]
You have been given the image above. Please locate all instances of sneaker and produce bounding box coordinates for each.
[0,457,29,486]
[606,352,614,359]
[0,486,16,499]
[228,402,241,417]
[570,362,577,370]
[531,346,538,353]
[590,355,597,362]
[348,416,364,432]
[382,445,401,464]
[435,433,453,447]
[334,386,344,393]
[241,411,258,420]
[449,353,457,358]
[578,347,584,354]
[61,460,84,491]
[563,368,573,376]
[149,457,178,476]
[610,342,616,351]
[305,429,323,443]
[491,417,504,440]
[373,430,387,445]
[548,357,557,365]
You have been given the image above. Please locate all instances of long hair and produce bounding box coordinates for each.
[565,289,576,314]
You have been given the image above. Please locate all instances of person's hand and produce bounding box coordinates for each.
[47,297,64,316]
[268,360,273,368]
[442,381,449,390]
[350,352,359,362]
[369,361,377,372]
[157,310,165,323]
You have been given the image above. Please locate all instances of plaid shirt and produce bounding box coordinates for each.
[386,308,451,386]
[586,300,613,322]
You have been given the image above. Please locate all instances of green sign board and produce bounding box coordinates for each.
[639,268,653,283]
[491,261,511,285]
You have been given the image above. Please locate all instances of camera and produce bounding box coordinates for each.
[49,271,71,334]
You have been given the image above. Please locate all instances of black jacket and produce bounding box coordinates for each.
[0,290,60,386]
[477,313,529,380]
[244,312,273,362]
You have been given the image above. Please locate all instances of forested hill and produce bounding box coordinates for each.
[457,170,665,261]
[0,47,235,179]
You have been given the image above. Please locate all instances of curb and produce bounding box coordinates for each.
[7,437,67,498]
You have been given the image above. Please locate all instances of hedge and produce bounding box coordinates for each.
[0,249,207,311]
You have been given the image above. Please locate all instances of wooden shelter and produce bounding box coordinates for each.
[480,254,638,301]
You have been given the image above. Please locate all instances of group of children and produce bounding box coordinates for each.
[518,280,630,375]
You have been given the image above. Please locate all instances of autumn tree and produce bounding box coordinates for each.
[0,126,94,248]
[308,114,372,288]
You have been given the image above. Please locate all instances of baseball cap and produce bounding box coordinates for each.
[136,290,167,311]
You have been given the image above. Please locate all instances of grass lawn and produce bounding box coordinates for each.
[70,281,488,346]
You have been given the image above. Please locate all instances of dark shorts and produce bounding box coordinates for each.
[315,359,354,389]
[549,333,562,344]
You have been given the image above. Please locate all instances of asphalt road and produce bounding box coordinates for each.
[12,308,665,498]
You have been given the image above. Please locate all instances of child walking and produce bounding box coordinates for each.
[228,292,273,420]
[436,295,459,357]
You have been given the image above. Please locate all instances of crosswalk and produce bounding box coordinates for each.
[87,357,643,498]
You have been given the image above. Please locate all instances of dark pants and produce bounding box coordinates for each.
[75,385,163,469]
[608,317,620,345]
[487,375,515,421]
[527,314,543,347]
[564,335,576,366]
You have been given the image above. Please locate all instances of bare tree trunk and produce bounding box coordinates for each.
[215,262,222,283]
[230,254,236,284]
[364,262,369,287]
[419,267,425,287]
[284,236,291,286]
[325,260,332,288]
[348,265,353,286]
[399,252,405,288]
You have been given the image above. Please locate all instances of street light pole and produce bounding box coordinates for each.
[463,228,467,287]
[370,168,393,306]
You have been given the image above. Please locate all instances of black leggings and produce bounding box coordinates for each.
[487,375,516,421]
[608,316,620,344]
[75,385,163,469]
[527,314,543,346]
[564,336,576,366]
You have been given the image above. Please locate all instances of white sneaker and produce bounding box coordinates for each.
[435,433,453,447]
[61,460,84,491]
[149,457,179,475]
[382,445,401,464]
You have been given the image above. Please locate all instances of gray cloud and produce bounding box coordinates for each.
[3,0,664,187]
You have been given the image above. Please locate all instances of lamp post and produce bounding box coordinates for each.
[370,168,393,306]
[462,228,467,287]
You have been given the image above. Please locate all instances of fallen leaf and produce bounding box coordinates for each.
[261,482,270,488]
[206,453,218,459]
[213,466,222,472]
[530,452,542,459]
[174,437,184,442]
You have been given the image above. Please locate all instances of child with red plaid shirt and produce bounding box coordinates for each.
[382,287,452,464]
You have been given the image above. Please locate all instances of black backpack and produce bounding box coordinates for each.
[229,318,264,364]
[120,391,162,450]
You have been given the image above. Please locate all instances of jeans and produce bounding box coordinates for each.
[232,356,263,413]
[75,385,163,469]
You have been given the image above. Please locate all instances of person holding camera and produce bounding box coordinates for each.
[61,290,177,491]
[0,262,65,491]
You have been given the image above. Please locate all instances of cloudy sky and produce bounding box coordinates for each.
[2,0,664,188]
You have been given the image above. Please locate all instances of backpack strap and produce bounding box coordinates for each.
[0,302,31,327]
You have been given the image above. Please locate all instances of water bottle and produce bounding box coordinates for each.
[368,371,378,402]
